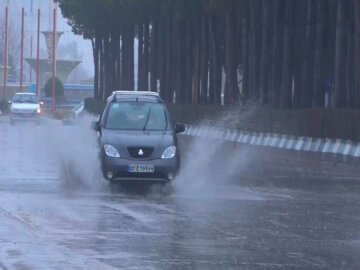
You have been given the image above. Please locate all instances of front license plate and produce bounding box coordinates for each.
[128,164,154,173]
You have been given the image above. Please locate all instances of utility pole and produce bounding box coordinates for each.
[30,0,33,83]
[356,0,360,108]
[52,5,57,113]
[36,9,41,97]
[20,8,25,92]
[3,5,8,99]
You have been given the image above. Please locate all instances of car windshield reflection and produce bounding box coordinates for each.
[105,102,168,131]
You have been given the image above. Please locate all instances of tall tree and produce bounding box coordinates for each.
[292,0,306,108]
[248,1,261,100]
[334,0,347,107]
[200,11,209,104]
[355,0,360,108]
[301,0,316,108]
[241,0,249,103]
[224,1,238,104]
[280,0,294,109]
[259,0,273,104]
[185,18,194,104]
[312,0,326,107]
[270,0,285,108]
[150,20,158,92]
[346,0,355,107]
[209,12,222,105]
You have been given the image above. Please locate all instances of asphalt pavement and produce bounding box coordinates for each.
[0,117,360,270]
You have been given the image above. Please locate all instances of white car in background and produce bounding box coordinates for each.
[9,93,42,126]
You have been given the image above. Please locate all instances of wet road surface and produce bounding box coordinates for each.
[1,118,360,269]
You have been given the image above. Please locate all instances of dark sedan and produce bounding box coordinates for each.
[93,91,185,183]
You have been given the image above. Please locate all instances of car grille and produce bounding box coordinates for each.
[128,147,154,159]
[14,109,35,114]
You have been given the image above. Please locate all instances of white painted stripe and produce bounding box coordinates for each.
[245,133,252,143]
[270,135,280,147]
[250,134,257,145]
[240,133,246,143]
[332,139,342,154]
[256,134,264,145]
[352,144,360,157]
[286,136,295,149]
[343,142,352,156]
[322,139,332,153]
[304,138,312,151]
[295,138,304,151]
[263,134,270,146]
[312,139,322,152]
[237,132,244,143]
[279,135,288,148]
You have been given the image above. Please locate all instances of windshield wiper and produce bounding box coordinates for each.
[142,106,152,131]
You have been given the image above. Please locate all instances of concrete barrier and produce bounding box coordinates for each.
[181,125,360,159]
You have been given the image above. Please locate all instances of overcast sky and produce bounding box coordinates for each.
[1,0,94,77]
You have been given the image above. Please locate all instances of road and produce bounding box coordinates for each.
[0,117,360,269]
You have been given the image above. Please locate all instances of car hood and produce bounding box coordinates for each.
[101,129,175,159]
[11,103,39,110]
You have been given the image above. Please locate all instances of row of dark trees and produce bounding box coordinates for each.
[57,0,360,109]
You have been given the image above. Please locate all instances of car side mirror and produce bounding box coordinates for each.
[92,121,101,132]
[175,123,185,134]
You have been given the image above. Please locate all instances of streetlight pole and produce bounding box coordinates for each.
[3,5,8,100]
[36,9,41,97]
[20,7,25,92]
[52,7,57,113]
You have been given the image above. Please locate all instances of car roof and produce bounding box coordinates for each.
[113,90,159,96]
[108,90,163,103]
[14,92,36,95]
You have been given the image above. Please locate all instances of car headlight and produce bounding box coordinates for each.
[104,144,120,157]
[36,108,41,114]
[161,146,176,159]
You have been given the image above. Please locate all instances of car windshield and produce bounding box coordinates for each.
[105,101,168,131]
[13,94,38,104]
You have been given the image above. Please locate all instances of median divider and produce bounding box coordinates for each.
[182,125,360,159]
